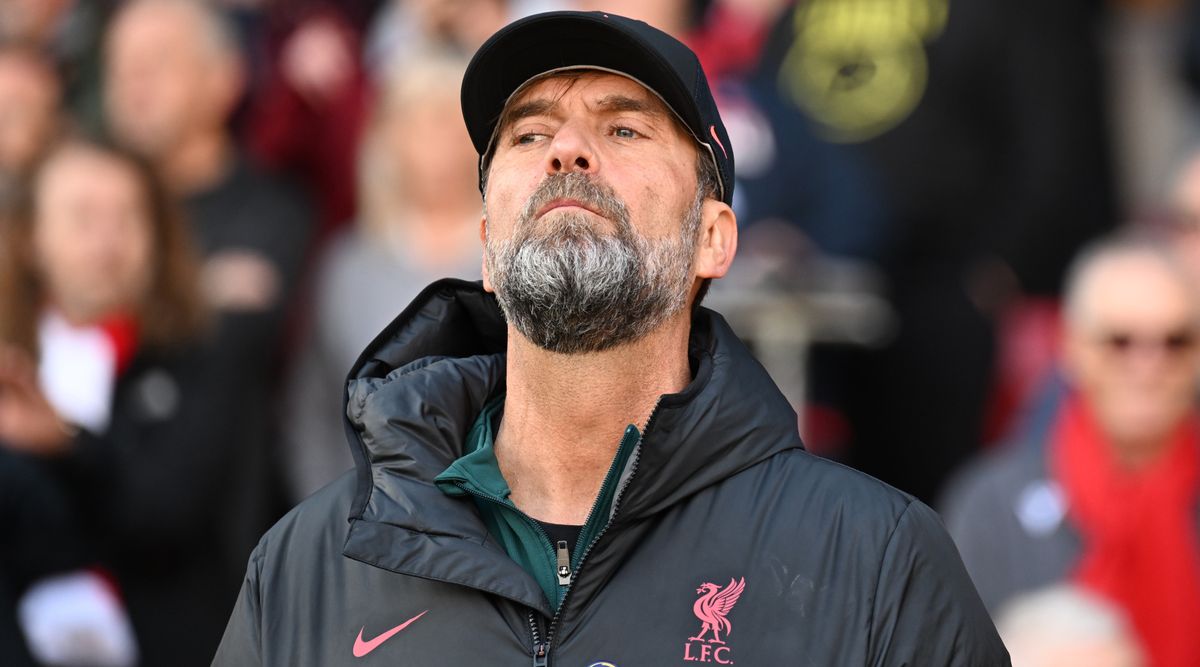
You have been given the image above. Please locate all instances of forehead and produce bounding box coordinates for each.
[39,146,139,195]
[500,70,684,132]
[1074,252,1198,329]
[110,2,202,54]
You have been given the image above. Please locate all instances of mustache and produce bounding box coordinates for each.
[518,173,630,228]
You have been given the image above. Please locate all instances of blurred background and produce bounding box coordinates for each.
[2,0,1200,665]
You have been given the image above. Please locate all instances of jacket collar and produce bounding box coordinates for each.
[340,279,802,610]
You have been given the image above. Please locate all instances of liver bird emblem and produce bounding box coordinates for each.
[689,577,746,644]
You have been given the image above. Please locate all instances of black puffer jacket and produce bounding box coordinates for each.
[214,279,1008,666]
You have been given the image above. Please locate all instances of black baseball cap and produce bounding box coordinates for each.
[461,10,734,205]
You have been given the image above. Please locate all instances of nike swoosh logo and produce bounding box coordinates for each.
[352,610,428,658]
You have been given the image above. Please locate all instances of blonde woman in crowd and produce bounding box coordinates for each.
[282,51,482,500]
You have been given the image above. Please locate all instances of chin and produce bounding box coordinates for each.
[1108,410,1179,447]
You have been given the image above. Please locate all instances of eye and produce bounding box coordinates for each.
[612,126,640,139]
[514,132,544,145]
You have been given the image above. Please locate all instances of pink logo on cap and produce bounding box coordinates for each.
[709,125,728,160]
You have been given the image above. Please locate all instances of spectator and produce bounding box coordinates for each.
[0,135,266,666]
[104,0,313,534]
[282,50,481,500]
[942,235,1200,667]
[0,43,61,206]
[104,0,313,360]
[997,585,1146,667]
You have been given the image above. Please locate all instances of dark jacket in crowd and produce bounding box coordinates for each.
[215,279,1008,666]
[941,436,1085,613]
[0,450,88,666]
[183,153,314,372]
[50,340,274,667]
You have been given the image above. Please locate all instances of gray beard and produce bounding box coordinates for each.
[485,173,702,354]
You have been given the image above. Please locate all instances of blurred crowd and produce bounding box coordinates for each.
[2,0,1200,665]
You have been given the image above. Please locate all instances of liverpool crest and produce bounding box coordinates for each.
[683,577,745,663]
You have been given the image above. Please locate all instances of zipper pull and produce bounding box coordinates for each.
[532,642,549,667]
[555,540,572,586]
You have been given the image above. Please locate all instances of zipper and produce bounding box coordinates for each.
[539,400,659,653]
[555,541,572,586]
[528,611,548,667]
[470,400,661,664]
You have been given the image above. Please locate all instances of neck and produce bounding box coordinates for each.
[495,313,693,524]
[50,296,119,328]
[162,130,230,195]
[1110,432,1178,470]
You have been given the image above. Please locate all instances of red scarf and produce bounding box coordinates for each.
[97,315,139,376]
[1052,396,1200,667]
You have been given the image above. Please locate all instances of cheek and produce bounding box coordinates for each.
[155,78,194,120]
[126,70,187,123]
[31,215,80,278]
[131,236,155,286]
[629,178,683,240]
[114,218,155,283]
[1163,361,1200,396]
[485,172,534,226]
[639,152,694,215]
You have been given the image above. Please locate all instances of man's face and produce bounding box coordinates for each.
[1065,252,1200,452]
[481,72,706,353]
[104,2,236,159]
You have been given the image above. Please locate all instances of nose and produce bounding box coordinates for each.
[544,121,596,176]
[1124,345,1172,373]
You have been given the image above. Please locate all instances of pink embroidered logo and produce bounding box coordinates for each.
[683,577,745,664]
[709,125,728,160]
[352,611,428,658]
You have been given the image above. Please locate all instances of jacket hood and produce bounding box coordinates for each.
[339,279,803,611]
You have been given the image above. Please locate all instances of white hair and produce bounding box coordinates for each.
[1062,232,1199,330]
[996,585,1145,667]
[356,49,469,242]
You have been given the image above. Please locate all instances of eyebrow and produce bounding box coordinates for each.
[500,98,556,131]
[498,92,667,134]
[593,94,666,118]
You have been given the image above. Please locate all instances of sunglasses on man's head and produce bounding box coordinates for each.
[1097,329,1198,355]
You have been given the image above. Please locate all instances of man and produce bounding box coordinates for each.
[215,12,1007,665]
[104,0,312,618]
[943,236,1200,667]
[105,0,312,337]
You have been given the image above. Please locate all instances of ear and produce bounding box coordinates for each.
[693,199,737,280]
[479,215,494,293]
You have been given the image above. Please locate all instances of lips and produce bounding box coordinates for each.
[536,198,602,219]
